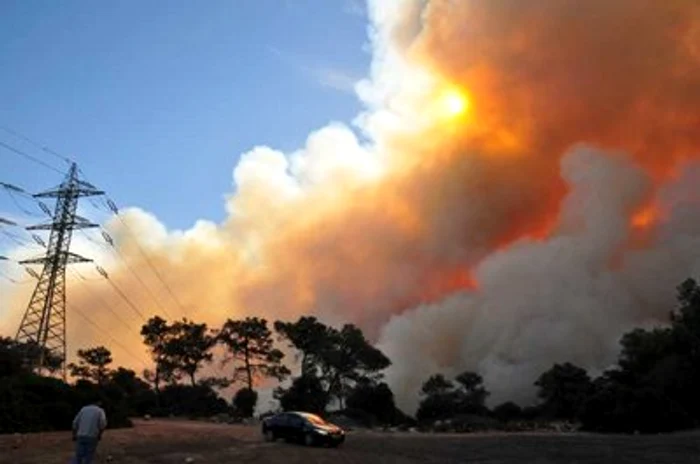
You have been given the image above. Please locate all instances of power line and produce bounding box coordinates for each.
[56,169,191,321]
[0,182,48,219]
[69,269,138,332]
[0,140,64,174]
[102,271,148,321]
[70,304,149,368]
[0,125,74,166]
[110,204,192,319]
[7,177,169,324]
[1,229,32,247]
[0,268,30,284]
[79,228,175,320]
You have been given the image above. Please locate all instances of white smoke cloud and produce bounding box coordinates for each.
[4,0,700,417]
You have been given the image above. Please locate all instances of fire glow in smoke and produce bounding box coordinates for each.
[3,0,700,411]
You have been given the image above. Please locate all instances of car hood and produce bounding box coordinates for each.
[313,424,343,434]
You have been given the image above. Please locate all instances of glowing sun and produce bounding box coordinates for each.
[438,89,470,118]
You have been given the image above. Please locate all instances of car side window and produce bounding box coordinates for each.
[289,415,304,427]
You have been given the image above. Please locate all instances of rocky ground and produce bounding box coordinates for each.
[2,419,700,464]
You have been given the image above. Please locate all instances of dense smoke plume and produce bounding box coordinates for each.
[3,0,700,411]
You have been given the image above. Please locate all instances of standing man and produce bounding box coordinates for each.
[71,400,107,464]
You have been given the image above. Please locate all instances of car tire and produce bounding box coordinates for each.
[304,432,315,447]
[263,429,275,442]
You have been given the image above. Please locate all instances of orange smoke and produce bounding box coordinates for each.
[5,0,700,411]
[632,205,661,230]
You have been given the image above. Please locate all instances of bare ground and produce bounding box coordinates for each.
[2,419,700,464]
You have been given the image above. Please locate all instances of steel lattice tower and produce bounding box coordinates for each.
[15,163,103,378]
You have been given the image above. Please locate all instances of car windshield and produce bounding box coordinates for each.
[300,413,327,426]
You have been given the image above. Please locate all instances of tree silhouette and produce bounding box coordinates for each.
[454,371,489,414]
[168,319,216,386]
[218,317,289,390]
[274,374,328,414]
[319,324,391,407]
[416,372,489,422]
[274,316,330,376]
[233,388,258,417]
[416,373,460,422]
[68,346,113,385]
[0,338,63,377]
[347,381,397,424]
[275,317,390,408]
[141,316,178,395]
[420,374,454,396]
[535,362,593,420]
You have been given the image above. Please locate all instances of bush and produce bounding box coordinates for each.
[233,388,258,418]
[416,391,460,423]
[275,375,328,414]
[0,373,75,433]
[0,373,134,433]
[580,382,692,434]
[492,402,523,423]
[158,384,228,418]
[346,382,398,425]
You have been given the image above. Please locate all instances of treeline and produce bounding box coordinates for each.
[415,278,700,434]
[3,278,700,434]
[0,315,402,432]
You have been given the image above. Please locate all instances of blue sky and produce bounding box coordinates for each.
[0,0,370,236]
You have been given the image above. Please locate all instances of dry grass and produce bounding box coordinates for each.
[1,419,700,464]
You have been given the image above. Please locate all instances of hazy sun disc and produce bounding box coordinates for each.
[439,89,469,118]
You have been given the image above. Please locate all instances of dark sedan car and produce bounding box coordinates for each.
[262,411,345,447]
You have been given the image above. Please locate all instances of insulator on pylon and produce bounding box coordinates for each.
[25,267,39,279]
[32,234,46,247]
[0,182,25,193]
[101,231,114,246]
[107,199,118,214]
[38,201,51,216]
[96,265,108,278]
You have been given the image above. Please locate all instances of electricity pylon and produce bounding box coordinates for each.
[15,163,103,379]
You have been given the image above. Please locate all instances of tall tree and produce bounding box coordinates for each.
[454,371,489,414]
[320,324,391,407]
[218,317,290,390]
[416,374,458,423]
[421,374,454,397]
[275,318,391,408]
[274,316,330,376]
[168,319,216,386]
[141,316,178,395]
[68,346,113,385]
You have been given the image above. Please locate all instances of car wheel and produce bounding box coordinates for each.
[304,432,315,447]
[264,429,275,442]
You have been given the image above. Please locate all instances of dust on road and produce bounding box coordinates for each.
[1,419,699,464]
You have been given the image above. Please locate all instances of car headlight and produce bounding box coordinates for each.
[315,429,329,435]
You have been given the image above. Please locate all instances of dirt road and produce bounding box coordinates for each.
[2,419,699,464]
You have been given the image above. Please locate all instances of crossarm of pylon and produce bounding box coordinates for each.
[34,185,104,198]
[26,215,99,230]
[19,251,92,265]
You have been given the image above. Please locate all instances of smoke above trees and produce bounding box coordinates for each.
[3,0,700,412]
